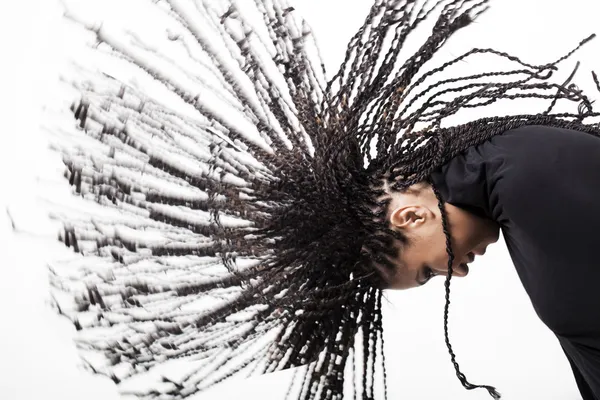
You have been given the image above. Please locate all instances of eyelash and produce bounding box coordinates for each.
[423,266,436,282]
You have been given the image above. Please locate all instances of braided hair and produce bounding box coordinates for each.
[48,0,600,399]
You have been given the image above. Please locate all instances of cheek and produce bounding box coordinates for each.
[425,232,452,267]
[448,223,476,257]
[436,241,451,266]
[437,227,470,266]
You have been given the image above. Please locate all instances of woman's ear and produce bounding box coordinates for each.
[389,205,427,230]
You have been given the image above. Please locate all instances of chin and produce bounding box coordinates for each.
[489,228,501,245]
[488,222,501,242]
[478,224,500,250]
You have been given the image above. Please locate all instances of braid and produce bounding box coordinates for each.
[431,179,501,399]
[45,0,600,399]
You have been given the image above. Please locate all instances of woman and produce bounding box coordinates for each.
[50,0,600,399]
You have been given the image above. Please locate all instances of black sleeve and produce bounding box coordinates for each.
[562,344,598,400]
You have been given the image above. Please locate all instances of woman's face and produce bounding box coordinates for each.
[380,185,500,290]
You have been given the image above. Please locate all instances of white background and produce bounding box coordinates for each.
[1,0,599,399]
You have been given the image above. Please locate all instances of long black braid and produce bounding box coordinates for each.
[45,0,600,399]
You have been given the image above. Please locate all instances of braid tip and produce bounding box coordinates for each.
[486,386,501,399]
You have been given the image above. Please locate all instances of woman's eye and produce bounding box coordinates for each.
[424,266,436,280]
[417,265,436,286]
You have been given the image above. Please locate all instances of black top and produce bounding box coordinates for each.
[430,125,600,400]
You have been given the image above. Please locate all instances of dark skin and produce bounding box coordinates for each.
[380,183,500,290]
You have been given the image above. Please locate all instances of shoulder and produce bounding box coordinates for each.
[473,124,600,185]
[482,124,600,222]
[431,124,600,221]
[483,124,600,159]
